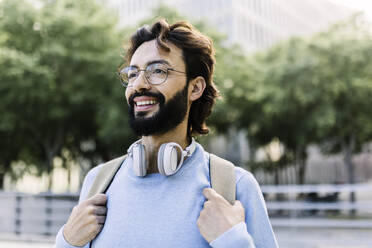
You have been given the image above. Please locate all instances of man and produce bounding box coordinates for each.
[54,19,278,247]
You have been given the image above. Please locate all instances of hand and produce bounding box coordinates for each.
[63,194,107,246]
[197,188,245,243]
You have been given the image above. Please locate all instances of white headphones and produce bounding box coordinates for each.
[127,138,196,177]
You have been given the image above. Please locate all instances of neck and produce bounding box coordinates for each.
[141,119,190,174]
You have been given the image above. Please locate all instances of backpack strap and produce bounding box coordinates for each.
[85,155,127,199]
[85,153,236,206]
[209,153,236,205]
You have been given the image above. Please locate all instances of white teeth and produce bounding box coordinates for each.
[136,100,157,106]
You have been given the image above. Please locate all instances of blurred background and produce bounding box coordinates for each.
[1,0,372,247]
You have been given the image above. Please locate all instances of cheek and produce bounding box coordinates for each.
[154,86,170,101]
[125,88,132,102]
[159,84,183,101]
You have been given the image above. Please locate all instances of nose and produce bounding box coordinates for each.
[130,71,151,91]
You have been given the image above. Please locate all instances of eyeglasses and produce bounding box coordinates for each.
[118,62,186,87]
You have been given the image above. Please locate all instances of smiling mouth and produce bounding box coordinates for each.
[135,100,159,112]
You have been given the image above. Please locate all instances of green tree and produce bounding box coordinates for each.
[239,37,332,184]
[233,14,372,188]
[309,15,372,204]
[0,0,134,190]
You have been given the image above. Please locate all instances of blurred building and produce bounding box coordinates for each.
[107,0,352,53]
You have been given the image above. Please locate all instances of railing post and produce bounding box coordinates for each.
[14,194,22,235]
[45,195,52,236]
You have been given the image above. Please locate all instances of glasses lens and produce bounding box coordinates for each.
[119,66,138,87]
[146,63,167,85]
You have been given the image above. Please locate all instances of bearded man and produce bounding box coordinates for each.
[54,19,278,248]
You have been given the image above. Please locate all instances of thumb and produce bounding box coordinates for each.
[203,188,230,205]
[233,200,243,208]
[203,188,220,200]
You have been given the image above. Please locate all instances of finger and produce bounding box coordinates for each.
[88,194,107,206]
[95,223,104,233]
[203,200,212,208]
[203,188,231,206]
[233,200,243,208]
[233,200,246,214]
[202,188,221,200]
[94,206,107,216]
[96,215,106,225]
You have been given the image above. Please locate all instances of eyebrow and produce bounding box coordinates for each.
[130,59,171,68]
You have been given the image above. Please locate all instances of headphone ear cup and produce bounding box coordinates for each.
[133,144,147,177]
[158,143,183,176]
[157,144,167,175]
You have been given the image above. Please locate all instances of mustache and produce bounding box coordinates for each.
[128,91,165,106]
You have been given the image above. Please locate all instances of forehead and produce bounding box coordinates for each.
[130,39,185,69]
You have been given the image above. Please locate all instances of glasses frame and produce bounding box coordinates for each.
[118,63,186,87]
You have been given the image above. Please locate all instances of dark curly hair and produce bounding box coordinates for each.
[122,19,219,137]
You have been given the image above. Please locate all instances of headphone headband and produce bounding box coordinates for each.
[128,138,196,156]
[185,138,196,157]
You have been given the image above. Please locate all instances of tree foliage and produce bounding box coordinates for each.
[233,14,372,185]
[0,0,135,189]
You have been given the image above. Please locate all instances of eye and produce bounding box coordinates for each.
[128,71,138,79]
[148,63,167,75]
[153,68,167,75]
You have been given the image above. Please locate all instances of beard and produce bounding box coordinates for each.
[128,84,189,136]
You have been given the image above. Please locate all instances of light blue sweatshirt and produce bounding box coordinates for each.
[55,143,278,247]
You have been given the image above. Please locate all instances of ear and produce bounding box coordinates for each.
[189,76,206,102]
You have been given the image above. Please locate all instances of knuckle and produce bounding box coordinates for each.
[203,201,211,209]
[82,199,91,206]
[215,194,224,201]
[101,206,107,214]
[96,215,104,222]
[235,201,244,209]
[88,215,97,224]
[72,205,78,212]
[98,194,107,201]
[93,215,100,224]
[90,224,98,234]
[87,205,95,215]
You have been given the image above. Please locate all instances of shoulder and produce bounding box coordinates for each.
[79,164,104,192]
[84,155,127,183]
[77,163,104,202]
[79,155,126,200]
[234,166,260,190]
[204,151,262,195]
[233,166,267,206]
[84,163,105,184]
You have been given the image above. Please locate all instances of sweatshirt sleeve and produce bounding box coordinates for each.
[53,164,103,248]
[54,225,89,248]
[209,222,255,247]
[210,169,278,248]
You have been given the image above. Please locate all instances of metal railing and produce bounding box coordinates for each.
[0,192,78,237]
[0,183,371,238]
[261,183,372,228]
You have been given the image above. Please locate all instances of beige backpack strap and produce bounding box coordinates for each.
[86,155,127,199]
[209,153,236,205]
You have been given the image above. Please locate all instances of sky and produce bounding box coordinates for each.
[330,0,372,21]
